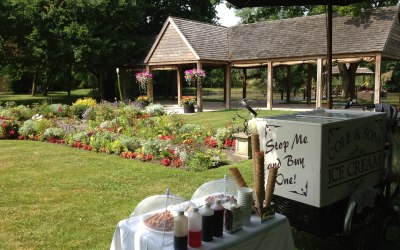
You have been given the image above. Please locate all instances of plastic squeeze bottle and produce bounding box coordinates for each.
[174,210,188,250]
[200,202,214,242]
[211,199,225,237]
[188,207,202,248]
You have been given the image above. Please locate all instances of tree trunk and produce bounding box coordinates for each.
[338,62,360,100]
[67,64,72,97]
[31,70,37,96]
[286,65,291,102]
[99,68,116,101]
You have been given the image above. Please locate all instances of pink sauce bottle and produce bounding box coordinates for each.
[211,199,225,237]
[188,207,202,248]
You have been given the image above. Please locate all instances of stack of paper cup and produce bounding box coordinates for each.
[237,187,253,225]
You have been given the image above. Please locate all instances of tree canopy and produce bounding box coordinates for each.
[0,0,221,99]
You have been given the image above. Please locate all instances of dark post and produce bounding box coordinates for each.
[242,68,247,99]
[326,1,333,109]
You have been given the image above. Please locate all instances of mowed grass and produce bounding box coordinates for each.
[179,109,294,129]
[0,140,254,249]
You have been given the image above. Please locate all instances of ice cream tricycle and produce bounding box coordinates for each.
[251,107,400,250]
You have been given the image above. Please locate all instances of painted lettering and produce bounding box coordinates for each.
[265,139,289,154]
[291,134,308,149]
[284,155,305,168]
[275,173,296,186]
[267,158,281,169]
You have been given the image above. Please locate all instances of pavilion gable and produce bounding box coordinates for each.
[383,11,400,59]
[145,17,229,65]
[145,18,198,65]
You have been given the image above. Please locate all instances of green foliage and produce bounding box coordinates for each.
[0,119,19,139]
[33,119,52,136]
[41,127,65,141]
[141,138,169,157]
[145,103,165,116]
[19,120,36,138]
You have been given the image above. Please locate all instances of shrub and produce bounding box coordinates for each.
[41,127,65,141]
[33,119,52,136]
[145,104,165,117]
[48,104,70,117]
[19,120,36,138]
[73,97,97,107]
[141,138,169,157]
[71,97,97,118]
[186,152,212,172]
[71,104,90,119]
[1,120,19,139]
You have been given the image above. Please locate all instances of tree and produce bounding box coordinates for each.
[1,0,221,100]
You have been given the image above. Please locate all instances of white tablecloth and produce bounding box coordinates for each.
[110,213,295,250]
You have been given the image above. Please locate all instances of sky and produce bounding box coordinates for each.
[216,1,241,27]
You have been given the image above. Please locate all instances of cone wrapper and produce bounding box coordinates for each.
[265,167,278,207]
[254,151,265,210]
[229,167,248,188]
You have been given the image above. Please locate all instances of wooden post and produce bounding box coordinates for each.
[286,65,291,102]
[316,58,323,109]
[177,66,182,106]
[242,68,247,99]
[196,62,203,112]
[374,53,382,104]
[267,62,273,110]
[146,65,153,99]
[307,64,312,104]
[225,64,232,109]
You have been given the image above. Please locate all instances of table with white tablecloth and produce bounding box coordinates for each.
[110,212,295,250]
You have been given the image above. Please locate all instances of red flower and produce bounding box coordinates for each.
[205,136,217,148]
[145,154,153,161]
[2,123,7,128]
[9,130,15,136]
[172,158,183,168]
[168,148,176,155]
[224,138,234,148]
[18,135,24,140]
[162,158,171,166]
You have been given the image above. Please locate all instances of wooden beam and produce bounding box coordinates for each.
[242,68,247,99]
[196,62,203,112]
[374,53,382,104]
[225,64,232,110]
[267,62,273,110]
[177,66,182,106]
[316,58,323,108]
[145,65,154,99]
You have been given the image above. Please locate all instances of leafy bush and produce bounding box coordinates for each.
[42,127,65,141]
[118,135,141,152]
[82,107,96,120]
[73,97,97,107]
[214,125,237,148]
[145,104,165,116]
[71,104,90,119]
[48,104,70,117]
[186,152,212,172]
[32,119,52,137]
[141,138,169,157]
[1,120,19,139]
[71,97,97,118]
[19,120,36,138]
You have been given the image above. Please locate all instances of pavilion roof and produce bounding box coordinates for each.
[145,6,400,65]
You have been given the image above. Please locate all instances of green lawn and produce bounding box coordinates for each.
[0,140,254,249]
[0,89,99,105]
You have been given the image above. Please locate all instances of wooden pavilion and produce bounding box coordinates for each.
[144,6,400,111]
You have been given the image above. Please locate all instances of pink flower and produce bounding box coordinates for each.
[162,158,171,166]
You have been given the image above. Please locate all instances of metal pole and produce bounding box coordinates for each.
[327,1,333,109]
[116,68,123,101]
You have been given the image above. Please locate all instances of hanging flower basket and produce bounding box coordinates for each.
[135,71,153,94]
[184,69,206,86]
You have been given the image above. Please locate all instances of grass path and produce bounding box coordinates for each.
[0,140,253,249]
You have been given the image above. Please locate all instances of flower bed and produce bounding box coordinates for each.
[0,99,238,171]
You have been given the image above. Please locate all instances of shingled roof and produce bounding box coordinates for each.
[229,5,400,61]
[144,17,228,64]
[172,17,229,61]
[145,6,400,65]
